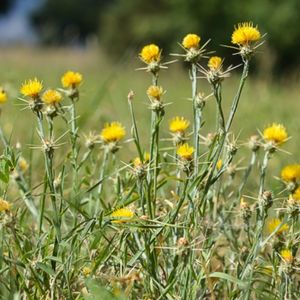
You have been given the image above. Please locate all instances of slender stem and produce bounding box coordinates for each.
[225,60,249,133]
[96,148,109,213]
[213,83,225,134]
[37,113,61,270]
[191,64,200,177]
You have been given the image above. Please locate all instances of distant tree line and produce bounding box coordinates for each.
[0,0,13,14]
[31,0,300,72]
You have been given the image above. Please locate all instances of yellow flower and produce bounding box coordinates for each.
[20,78,43,98]
[267,218,289,235]
[281,164,300,182]
[292,187,300,200]
[0,87,7,104]
[61,71,82,88]
[140,44,161,64]
[18,157,29,173]
[208,56,222,70]
[182,34,201,49]
[0,198,11,212]
[100,122,126,143]
[147,85,163,100]
[240,197,249,210]
[169,117,190,133]
[263,123,288,145]
[231,22,261,46]
[42,89,62,105]
[133,152,150,168]
[110,208,134,223]
[177,143,194,160]
[280,249,293,264]
[216,159,223,170]
[82,266,92,276]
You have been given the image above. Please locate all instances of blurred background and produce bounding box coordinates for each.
[0,0,299,168]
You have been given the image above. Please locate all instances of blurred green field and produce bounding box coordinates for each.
[0,46,299,173]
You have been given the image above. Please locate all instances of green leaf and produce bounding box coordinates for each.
[36,262,55,276]
[209,272,247,288]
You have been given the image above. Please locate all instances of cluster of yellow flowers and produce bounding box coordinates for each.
[20,71,83,101]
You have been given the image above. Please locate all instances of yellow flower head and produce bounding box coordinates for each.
[18,157,29,173]
[20,78,43,98]
[280,249,293,264]
[169,116,190,133]
[110,208,134,223]
[147,85,164,100]
[0,87,7,104]
[61,71,82,89]
[281,164,300,182]
[140,44,161,64]
[100,122,126,143]
[231,22,261,46]
[267,218,289,235]
[42,89,62,105]
[177,143,194,160]
[292,187,300,200]
[263,123,288,145]
[82,266,92,277]
[208,56,222,71]
[133,152,150,168]
[0,198,11,212]
[182,34,201,49]
[216,159,223,170]
[240,197,249,210]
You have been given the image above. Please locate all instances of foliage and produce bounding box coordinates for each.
[0,25,300,299]
[31,0,300,72]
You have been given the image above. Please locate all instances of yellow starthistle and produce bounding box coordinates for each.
[20,78,43,98]
[216,159,223,170]
[267,218,289,235]
[240,197,249,210]
[61,71,82,89]
[169,117,190,133]
[182,33,201,49]
[147,85,164,100]
[292,187,300,200]
[133,152,150,168]
[280,249,293,264]
[100,122,126,144]
[0,198,11,212]
[281,164,300,182]
[110,208,134,223]
[42,89,62,105]
[177,143,194,160]
[231,22,261,46]
[263,123,288,145]
[18,157,29,173]
[208,56,222,71]
[140,44,161,64]
[0,87,7,104]
[82,266,92,277]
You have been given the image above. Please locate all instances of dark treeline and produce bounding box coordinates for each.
[30,0,300,73]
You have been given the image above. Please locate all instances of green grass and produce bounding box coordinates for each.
[0,46,299,299]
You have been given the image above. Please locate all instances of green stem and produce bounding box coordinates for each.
[225,60,249,133]
[96,148,109,213]
[191,63,200,177]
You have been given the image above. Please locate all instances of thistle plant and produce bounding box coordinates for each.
[0,21,299,300]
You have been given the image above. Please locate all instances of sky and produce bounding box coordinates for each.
[0,0,41,44]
